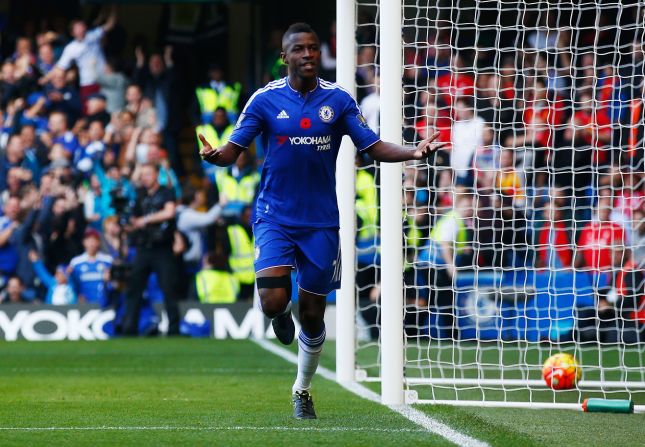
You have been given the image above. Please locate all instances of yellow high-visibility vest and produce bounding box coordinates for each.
[430,210,469,255]
[195,83,241,116]
[356,169,378,240]
[196,124,234,150]
[195,269,239,303]
[227,224,255,285]
[215,171,260,205]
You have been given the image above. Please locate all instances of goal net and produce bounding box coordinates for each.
[351,0,645,409]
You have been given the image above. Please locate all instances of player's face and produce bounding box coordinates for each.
[282,33,321,79]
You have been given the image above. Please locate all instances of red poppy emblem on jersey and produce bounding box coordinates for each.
[276,135,288,146]
[300,118,311,129]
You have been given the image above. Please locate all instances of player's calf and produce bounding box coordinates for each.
[257,275,295,345]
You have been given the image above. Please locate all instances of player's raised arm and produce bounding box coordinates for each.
[365,131,446,162]
[198,135,243,167]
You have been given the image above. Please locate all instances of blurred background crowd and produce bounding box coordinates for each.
[0,1,642,340]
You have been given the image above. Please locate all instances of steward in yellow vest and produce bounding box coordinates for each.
[197,107,235,182]
[355,168,378,241]
[195,66,241,123]
[227,223,255,286]
[195,252,239,303]
[215,150,260,216]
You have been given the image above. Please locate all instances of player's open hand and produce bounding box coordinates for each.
[412,131,446,160]
[199,134,221,164]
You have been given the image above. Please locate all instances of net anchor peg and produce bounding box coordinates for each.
[405,390,419,404]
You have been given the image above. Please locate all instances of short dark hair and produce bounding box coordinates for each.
[282,22,318,48]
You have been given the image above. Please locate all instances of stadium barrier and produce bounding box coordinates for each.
[0,303,339,341]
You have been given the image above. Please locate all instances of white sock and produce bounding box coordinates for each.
[292,327,325,394]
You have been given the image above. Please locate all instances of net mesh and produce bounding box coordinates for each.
[355,0,645,405]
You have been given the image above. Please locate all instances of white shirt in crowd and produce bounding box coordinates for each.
[56,27,106,87]
[359,91,380,135]
[450,116,485,175]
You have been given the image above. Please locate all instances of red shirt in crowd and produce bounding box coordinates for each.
[577,221,626,271]
[537,221,573,268]
[523,98,567,148]
[435,72,475,106]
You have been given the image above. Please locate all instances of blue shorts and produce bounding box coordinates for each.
[253,219,341,295]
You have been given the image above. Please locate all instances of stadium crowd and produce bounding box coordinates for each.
[0,6,642,341]
[354,17,645,342]
[0,7,258,331]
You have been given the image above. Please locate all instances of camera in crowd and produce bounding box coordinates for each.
[110,181,133,227]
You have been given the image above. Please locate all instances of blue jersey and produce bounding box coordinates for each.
[229,77,380,228]
[69,252,113,304]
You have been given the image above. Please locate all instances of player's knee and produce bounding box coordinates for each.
[257,275,292,318]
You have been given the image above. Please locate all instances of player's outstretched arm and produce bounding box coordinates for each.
[365,131,446,162]
[198,134,244,167]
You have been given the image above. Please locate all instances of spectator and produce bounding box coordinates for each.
[43,68,82,123]
[0,276,30,304]
[450,96,486,187]
[535,199,574,269]
[68,228,112,305]
[191,251,239,303]
[576,190,627,272]
[215,149,259,218]
[418,191,474,339]
[36,43,56,77]
[43,111,79,160]
[320,21,337,81]
[0,196,21,281]
[97,58,128,114]
[225,205,255,301]
[123,163,179,336]
[632,206,645,267]
[42,8,117,109]
[359,77,379,135]
[176,185,224,270]
[29,250,76,305]
[123,84,157,130]
[196,107,234,182]
[194,64,241,124]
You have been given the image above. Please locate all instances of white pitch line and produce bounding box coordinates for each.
[0,426,423,433]
[253,338,489,447]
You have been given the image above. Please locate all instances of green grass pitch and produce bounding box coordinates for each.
[0,339,643,446]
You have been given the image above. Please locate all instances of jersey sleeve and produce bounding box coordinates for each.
[341,92,380,152]
[228,91,265,149]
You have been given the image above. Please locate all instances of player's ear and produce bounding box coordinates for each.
[280,51,287,64]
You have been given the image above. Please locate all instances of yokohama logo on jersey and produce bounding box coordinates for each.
[288,135,331,145]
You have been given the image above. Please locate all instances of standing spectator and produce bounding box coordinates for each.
[123,163,179,336]
[68,228,112,305]
[194,64,241,124]
[450,96,486,186]
[576,190,627,272]
[176,185,224,271]
[42,8,117,110]
[196,107,234,182]
[226,205,255,301]
[97,58,128,114]
[418,192,474,339]
[134,45,180,169]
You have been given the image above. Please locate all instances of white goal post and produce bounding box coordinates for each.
[336,0,645,412]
